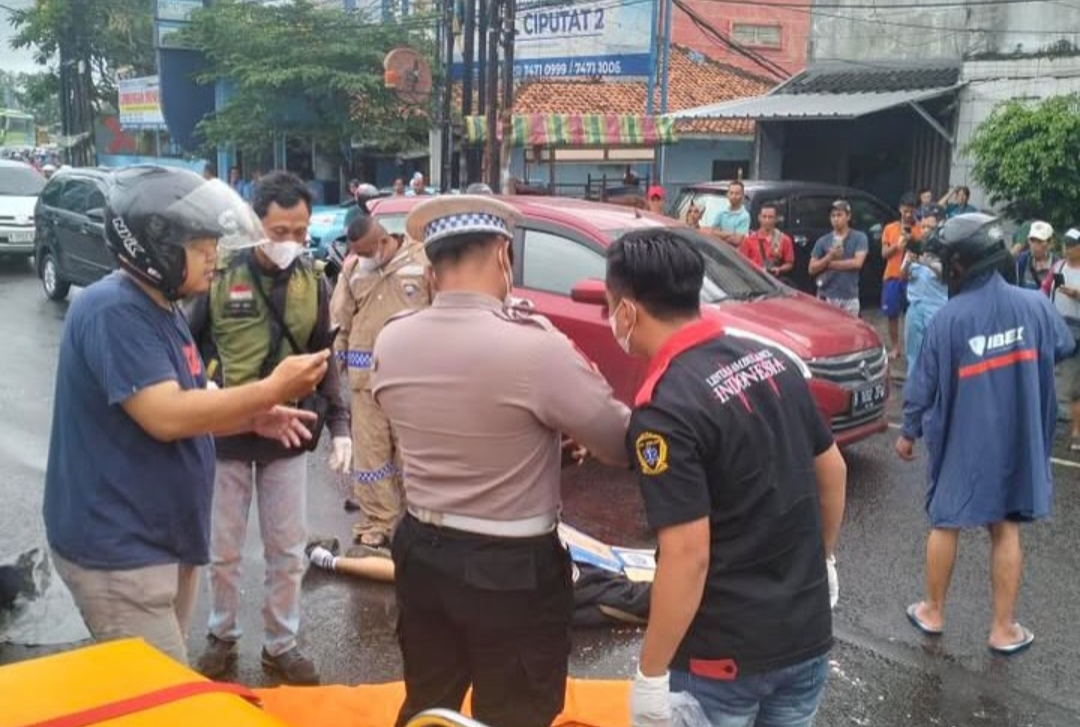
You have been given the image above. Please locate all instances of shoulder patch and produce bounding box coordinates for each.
[635,431,669,476]
[493,302,555,331]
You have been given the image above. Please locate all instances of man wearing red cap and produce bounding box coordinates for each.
[646,186,666,216]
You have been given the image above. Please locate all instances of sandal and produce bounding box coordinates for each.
[905,602,943,636]
[988,625,1034,656]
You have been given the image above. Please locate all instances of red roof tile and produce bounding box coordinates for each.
[511,46,772,137]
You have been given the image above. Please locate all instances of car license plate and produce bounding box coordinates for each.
[851,382,887,414]
[4,230,33,243]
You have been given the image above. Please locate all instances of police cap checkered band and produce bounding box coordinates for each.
[423,212,509,245]
[406,195,520,248]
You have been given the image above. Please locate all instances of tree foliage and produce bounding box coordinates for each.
[0,71,62,128]
[183,0,437,161]
[8,0,156,109]
[964,94,1080,233]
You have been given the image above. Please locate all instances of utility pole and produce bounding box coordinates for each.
[476,0,488,184]
[461,0,475,185]
[484,0,501,190]
[499,0,515,193]
[440,0,455,192]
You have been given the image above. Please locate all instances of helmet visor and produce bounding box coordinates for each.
[162,178,265,252]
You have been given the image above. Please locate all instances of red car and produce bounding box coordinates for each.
[370,196,889,446]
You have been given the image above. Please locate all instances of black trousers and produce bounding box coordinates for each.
[391,514,574,727]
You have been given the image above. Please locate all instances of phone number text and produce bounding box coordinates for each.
[515,59,624,79]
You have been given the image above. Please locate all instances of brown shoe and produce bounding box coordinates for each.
[261,647,320,685]
[195,635,238,680]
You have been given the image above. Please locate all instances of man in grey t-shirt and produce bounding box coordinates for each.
[809,200,869,316]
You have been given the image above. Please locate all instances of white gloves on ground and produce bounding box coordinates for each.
[630,668,671,727]
[827,555,838,610]
[328,436,352,474]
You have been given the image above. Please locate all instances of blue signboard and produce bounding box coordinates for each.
[453,0,655,80]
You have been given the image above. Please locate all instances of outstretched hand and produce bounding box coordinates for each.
[253,405,317,448]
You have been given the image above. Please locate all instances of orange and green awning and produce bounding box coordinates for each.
[464,113,677,146]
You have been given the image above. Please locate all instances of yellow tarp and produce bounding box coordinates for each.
[256,679,632,727]
[0,639,632,727]
[0,640,288,727]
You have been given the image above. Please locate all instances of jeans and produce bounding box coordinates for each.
[905,301,941,379]
[207,455,308,657]
[670,654,829,727]
[53,551,199,665]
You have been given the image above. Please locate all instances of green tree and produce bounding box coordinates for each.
[964,94,1080,233]
[9,0,156,109]
[183,0,436,165]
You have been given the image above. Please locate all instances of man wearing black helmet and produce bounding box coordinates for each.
[43,166,330,667]
[895,213,1076,656]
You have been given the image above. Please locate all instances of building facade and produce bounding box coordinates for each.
[671,0,811,78]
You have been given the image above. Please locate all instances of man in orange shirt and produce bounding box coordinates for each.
[739,203,795,282]
[881,194,922,360]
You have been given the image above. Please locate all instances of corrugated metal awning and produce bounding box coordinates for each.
[464,113,678,146]
[670,86,960,122]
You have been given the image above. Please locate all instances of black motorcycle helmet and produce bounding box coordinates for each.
[924,212,1014,296]
[105,166,262,300]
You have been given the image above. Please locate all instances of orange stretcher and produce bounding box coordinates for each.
[1,639,632,727]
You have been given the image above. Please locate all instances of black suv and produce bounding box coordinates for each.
[34,167,114,301]
[671,181,898,304]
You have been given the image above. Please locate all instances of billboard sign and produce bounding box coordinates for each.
[453,0,654,80]
[155,0,203,48]
[118,76,166,128]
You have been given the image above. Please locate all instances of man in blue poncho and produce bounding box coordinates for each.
[896,213,1076,656]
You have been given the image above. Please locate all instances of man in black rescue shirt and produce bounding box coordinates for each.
[606,229,847,727]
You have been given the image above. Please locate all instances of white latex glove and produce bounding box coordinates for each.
[630,668,671,727]
[827,555,838,610]
[328,436,352,474]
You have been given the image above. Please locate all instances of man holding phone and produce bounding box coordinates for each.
[1042,227,1080,448]
[881,194,922,360]
[186,171,350,684]
[809,200,869,316]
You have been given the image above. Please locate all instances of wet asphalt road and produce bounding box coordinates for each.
[1,258,1079,727]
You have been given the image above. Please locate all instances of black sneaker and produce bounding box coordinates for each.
[261,647,320,685]
[196,635,238,680]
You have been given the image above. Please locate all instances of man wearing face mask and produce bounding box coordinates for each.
[608,229,847,727]
[185,171,350,684]
[330,214,431,550]
[370,196,630,727]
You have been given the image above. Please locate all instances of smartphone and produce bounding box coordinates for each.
[1054,273,1066,288]
[323,325,342,352]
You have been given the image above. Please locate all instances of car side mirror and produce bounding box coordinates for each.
[570,278,608,306]
[86,208,105,223]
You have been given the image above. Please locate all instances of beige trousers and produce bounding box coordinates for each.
[52,550,199,665]
[351,388,404,540]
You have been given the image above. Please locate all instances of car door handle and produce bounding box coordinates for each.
[794,235,808,247]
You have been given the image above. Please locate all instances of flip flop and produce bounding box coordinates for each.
[989,625,1035,656]
[906,603,943,636]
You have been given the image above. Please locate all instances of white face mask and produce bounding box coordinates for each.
[356,255,380,273]
[608,300,635,354]
[260,240,304,270]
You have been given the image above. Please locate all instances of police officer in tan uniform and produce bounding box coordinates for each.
[331,214,431,548]
[371,195,631,727]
